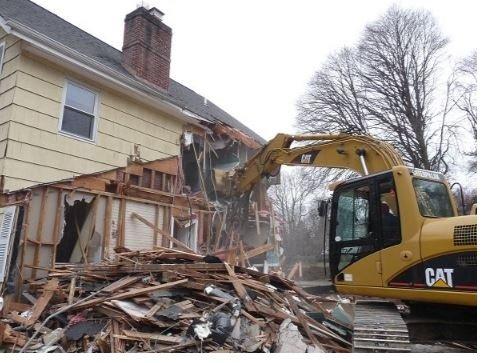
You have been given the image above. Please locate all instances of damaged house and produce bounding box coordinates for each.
[0,0,282,297]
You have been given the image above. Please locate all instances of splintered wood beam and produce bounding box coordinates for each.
[286,294,324,350]
[121,330,189,344]
[244,243,274,259]
[224,262,255,311]
[25,278,59,326]
[130,212,195,253]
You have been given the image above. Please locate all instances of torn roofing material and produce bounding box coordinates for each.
[0,0,266,144]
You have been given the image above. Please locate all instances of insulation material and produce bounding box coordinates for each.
[124,201,159,251]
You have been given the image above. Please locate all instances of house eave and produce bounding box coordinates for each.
[0,17,212,131]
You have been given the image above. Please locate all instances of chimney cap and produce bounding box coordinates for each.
[149,7,165,20]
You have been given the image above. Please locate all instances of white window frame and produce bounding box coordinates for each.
[58,79,100,143]
[0,41,6,76]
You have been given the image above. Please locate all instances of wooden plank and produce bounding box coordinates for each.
[131,212,195,253]
[67,277,76,305]
[31,188,48,279]
[153,204,160,246]
[244,243,274,259]
[15,199,30,300]
[145,301,163,319]
[116,198,126,249]
[102,195,113,259]
[224,262,255,311]
[101,275,140,293]
[51,189,62,267]
[214,211,226,251]
[122,330,187,344]
[254,202,260,235]
[84,196,98,262]
[25,278,59,326]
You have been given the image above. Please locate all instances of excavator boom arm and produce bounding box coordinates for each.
[231,133,404,195]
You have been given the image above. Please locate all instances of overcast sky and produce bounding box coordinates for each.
[32,0,478,141]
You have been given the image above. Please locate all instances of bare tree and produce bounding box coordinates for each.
[268,168,328,264]
[297,48,368,134]
[298,6,458,173]
[454,51,477,172]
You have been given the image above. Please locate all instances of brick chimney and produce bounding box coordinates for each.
[122,7,172,90]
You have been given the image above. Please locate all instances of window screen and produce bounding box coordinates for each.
[60,82,97,140]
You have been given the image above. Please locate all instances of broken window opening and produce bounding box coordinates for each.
[172,217,197,251]
[56,197,97,263]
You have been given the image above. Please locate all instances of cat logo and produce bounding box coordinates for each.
[425,268,454,288]
[300,154,312,164]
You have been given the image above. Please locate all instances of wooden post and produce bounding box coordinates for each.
[102,196,112,259]
[153,205,160,247]
[254,202,260,235]
[15,198,31,300]
[32,188,48,280]
[51,189,63,268]
[116,198,126,248]
[214,211,226,251]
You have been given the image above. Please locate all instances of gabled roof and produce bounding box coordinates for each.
[0,0,265,144]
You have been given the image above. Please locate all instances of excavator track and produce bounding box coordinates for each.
[352,300,411,352]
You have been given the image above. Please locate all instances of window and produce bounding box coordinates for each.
[0,42,5,75]
[378,179,401,247]
[335,185,371,242]
[60,81,98,141]
[413,178,455,218]
[332,184,375,273]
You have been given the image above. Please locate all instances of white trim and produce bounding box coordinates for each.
[0,41,6,76]
[0,15,12,34]
[58,79,100,143]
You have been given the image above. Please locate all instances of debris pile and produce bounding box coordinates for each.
[0,247,351,353]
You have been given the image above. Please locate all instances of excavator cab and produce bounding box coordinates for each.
[328,170,402,280]
[327,167,476,306]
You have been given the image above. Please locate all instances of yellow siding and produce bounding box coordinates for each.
[0,40,185,191]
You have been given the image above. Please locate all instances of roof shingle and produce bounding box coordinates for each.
[0,0,265,143]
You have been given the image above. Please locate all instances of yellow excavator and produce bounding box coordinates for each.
[220,133,476,351]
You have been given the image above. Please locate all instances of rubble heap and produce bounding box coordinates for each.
[0,247,351,353]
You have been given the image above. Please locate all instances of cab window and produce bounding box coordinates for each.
[378,179,401,247]
[413,178,455,217]
[335,185,371,242]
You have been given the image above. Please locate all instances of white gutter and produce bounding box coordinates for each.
[0,17,212,131]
